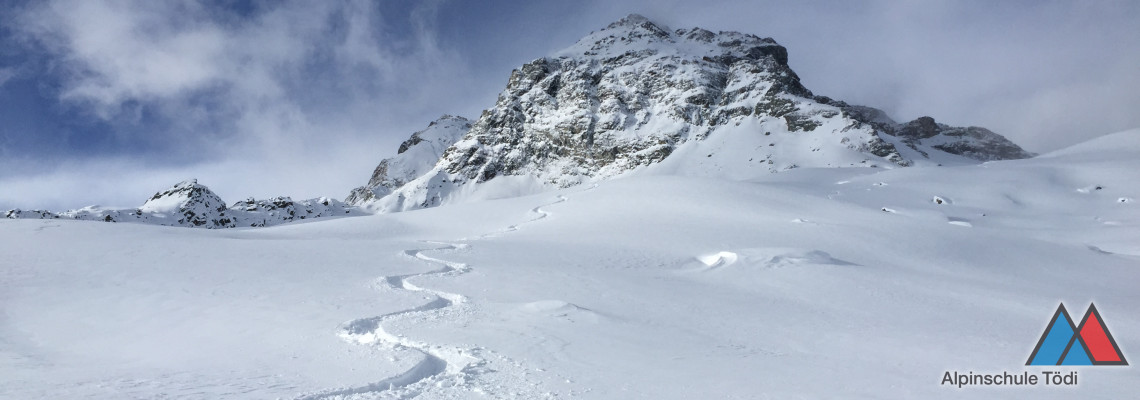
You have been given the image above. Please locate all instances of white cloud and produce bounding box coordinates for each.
[0,67,16,87]
[6,0,486,209]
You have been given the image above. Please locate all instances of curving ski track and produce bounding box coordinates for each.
[298,194,571,399]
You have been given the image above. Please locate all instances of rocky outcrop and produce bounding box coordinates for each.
[137,179,235,227]
[836,105,1033,161]
[893,116,1033,161]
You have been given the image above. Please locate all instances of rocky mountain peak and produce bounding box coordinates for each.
[560,14,790,69]
[605,13,653,28]
[604,14,669,36]
[136,179,230,227]
[143,179,210,202]
[348,14,1033,213]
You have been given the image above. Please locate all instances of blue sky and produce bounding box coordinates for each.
[2,0,1138,210]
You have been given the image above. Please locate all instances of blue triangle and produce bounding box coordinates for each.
[1028,310,1077,365]
[1061,339,1094,365]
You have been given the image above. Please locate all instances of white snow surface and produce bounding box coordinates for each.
[2,131,1138,399]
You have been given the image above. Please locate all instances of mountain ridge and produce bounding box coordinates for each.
[6,179,363,228]
[4,14,1038,226]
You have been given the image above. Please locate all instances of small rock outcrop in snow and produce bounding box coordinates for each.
[6,179,364,228]
[881,115,1031,161]
[349,14,1033,213]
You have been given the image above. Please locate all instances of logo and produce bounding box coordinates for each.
[1026,303,1128,366]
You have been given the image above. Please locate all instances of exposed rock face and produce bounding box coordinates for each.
[6,179,363,228]
[892,116,1033,161]
[899,116,943,139]
[834,105,1033,161]
[434,15,839,187]
[345,115,471,205]
[138,179,234,227]
[348,14,1032,213]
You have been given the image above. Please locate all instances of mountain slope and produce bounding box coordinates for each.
[356,14,1031,213]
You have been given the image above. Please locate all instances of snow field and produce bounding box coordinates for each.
[1,131,1138,399]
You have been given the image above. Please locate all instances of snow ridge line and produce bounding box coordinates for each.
[296,193,573,399]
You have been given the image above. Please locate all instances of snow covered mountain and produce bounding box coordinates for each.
[5,179,363,228]
[345,115,472,205]
[352,14,1031,212]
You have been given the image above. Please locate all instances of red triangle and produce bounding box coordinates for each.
[1078,305,1127,364]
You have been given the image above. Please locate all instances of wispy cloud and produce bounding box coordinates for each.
[4,0,485,209]
[0,67,16,87]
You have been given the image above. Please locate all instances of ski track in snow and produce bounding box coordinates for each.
[297,193,574,399]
